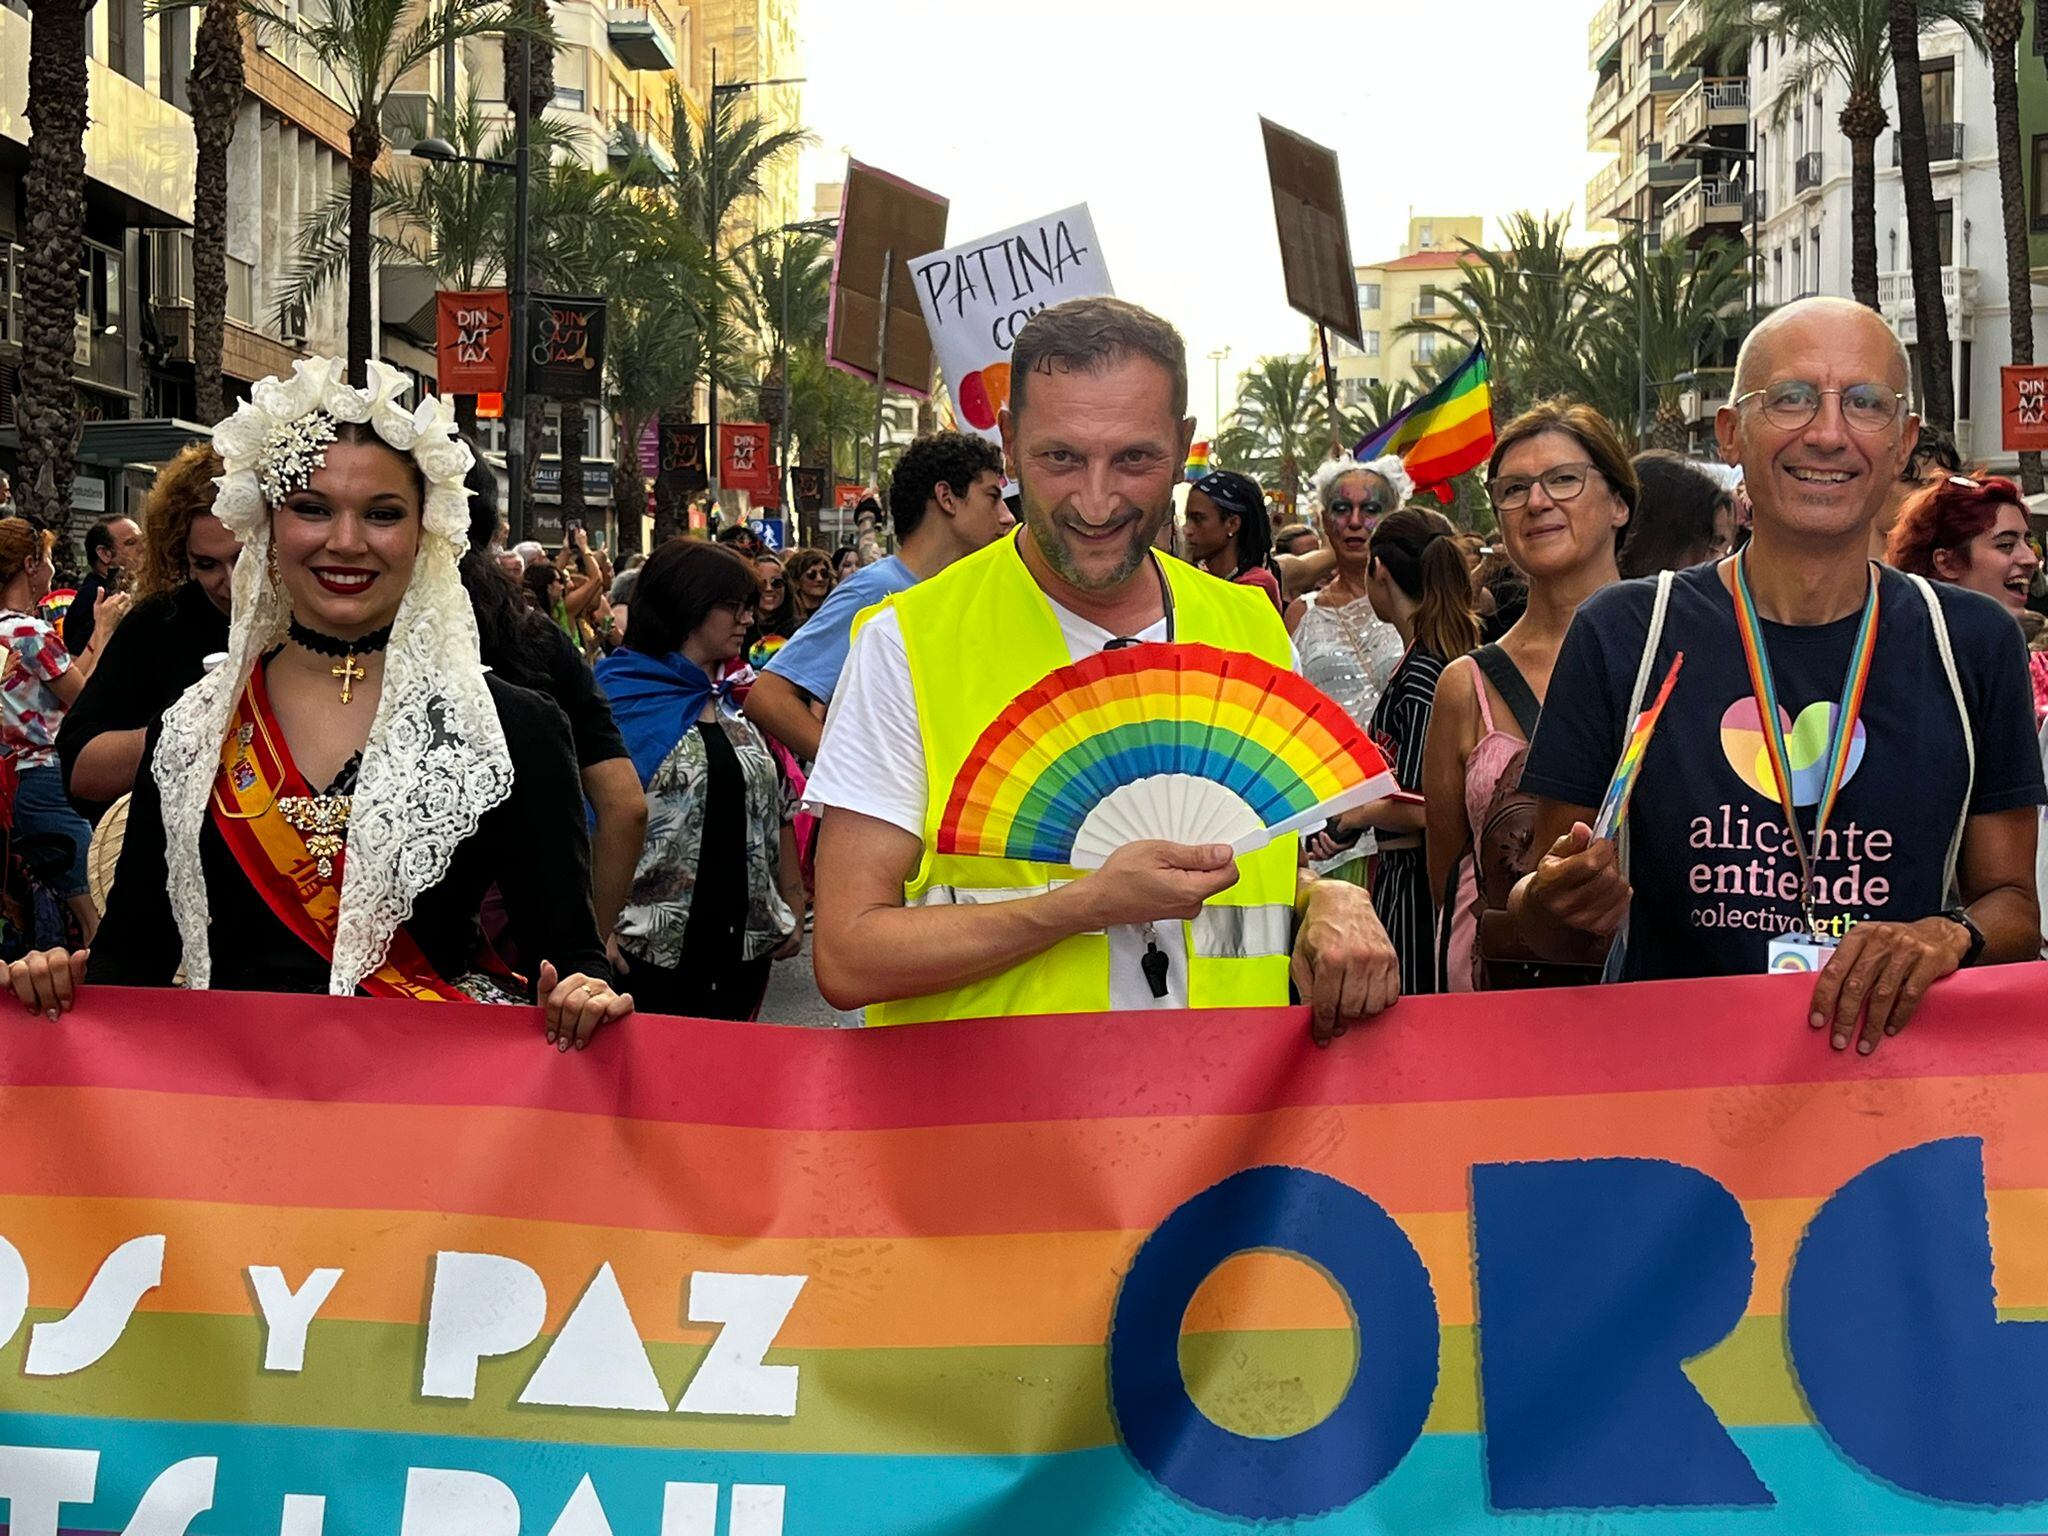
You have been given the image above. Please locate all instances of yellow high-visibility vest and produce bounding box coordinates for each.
[867,534,1300,1026]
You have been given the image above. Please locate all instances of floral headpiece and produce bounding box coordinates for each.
[209,357,474,545]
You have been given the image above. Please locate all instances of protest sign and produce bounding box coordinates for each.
[434,291,509,394]
[910,205,1112,446]
[826,160,948,396]
[1259,117,1363,347]
[5,969,2048,1530]
[2001,365,2048,453]
[528,294,607,400]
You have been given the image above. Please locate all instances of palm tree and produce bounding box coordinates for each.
[1982,0,2041,488]
[15,0,94,531]
[1584,236,1755,449]
[188,0,245,426]
[1690,0,1980,315]
[224,0,544,382]
[1401,212,1608,424]
[1217,356,1331,508]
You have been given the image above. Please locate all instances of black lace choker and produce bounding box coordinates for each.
[288,617,393,658]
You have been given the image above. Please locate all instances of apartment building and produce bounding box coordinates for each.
[1751,18,2040,467]
[1586,0,1703,241]
[1330,216,1486,414]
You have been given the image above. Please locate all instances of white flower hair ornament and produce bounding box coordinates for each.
[210,356,474,545]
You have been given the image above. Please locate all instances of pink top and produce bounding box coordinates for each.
[1445,660,1531,993]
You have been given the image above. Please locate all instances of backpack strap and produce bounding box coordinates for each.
[1904,572,1975,896]
[1602,570,1675,983]
[1472,643,1542,739]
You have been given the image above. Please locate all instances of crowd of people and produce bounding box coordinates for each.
[0,293,2041,1057]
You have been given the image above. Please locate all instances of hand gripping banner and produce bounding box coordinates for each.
[4,968,2048,1532]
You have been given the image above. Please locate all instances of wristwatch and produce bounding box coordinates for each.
[1940,905,1987,968]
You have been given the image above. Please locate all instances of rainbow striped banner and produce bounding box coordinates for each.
[4,971,2048,1532]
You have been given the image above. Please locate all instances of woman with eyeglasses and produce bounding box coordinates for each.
[1422,401,1635,992]
[1290,456,1411,885]
[783,547,836,628]
[593,540,804,1019]
[749,551,796,669]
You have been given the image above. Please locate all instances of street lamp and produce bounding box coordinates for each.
[414,110,532,543]
[1206,346,1232,434]
[704,51,806,507]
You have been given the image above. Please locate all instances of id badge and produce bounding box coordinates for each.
[1767,935,1835,973]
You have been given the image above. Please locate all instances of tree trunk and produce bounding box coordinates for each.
[1651,399,1690,452]
[1988,0,2043,489]
[187,0,243,426]
[346,114,379,387]
[613,412,646,556]
[559,399,587,532]
[1890,0,1956,426]
[18,0,93,533]
[1847,128,1882,309]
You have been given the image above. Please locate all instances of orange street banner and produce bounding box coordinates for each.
[2001,365,2048,453]
[4,970,2048,1531]
[434,291,509,395]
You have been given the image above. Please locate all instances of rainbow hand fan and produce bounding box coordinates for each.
[935,642,1397,869]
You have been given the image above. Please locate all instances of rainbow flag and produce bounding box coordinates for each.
[1354,341,1494,492]
[3,976,2048,1530]
[1591,650,1683,841]
[1183,441,1211,481]
[37,587,75,628]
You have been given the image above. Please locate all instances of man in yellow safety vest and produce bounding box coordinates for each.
[807,296,1399,1032]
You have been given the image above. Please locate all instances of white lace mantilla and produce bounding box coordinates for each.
[155,358,512,994]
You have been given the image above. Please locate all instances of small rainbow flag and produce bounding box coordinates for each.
[37,587,75,627]
[1354,341,1494,493]
[1591,650,1683,841]
[1183,441,1211,482]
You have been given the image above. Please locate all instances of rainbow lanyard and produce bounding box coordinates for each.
[1731,552,1881,942]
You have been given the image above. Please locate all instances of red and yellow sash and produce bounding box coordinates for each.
[210,667,477,1002]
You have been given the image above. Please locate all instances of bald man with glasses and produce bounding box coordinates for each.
[1510,296,2042,1051]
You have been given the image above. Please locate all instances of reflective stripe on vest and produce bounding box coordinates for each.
[913,883,1293,960]
[868,534,1301,1025]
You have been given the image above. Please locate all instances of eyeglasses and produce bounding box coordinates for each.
[717,600,757,622]
[1487,461,1601,512]
[1325,496,1387,523]
[1733,380,1904,435]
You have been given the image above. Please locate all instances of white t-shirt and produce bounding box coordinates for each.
[807,599,1192,1009]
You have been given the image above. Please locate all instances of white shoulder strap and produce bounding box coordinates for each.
[1604,570,1674,982]
[1905,572,1974,894]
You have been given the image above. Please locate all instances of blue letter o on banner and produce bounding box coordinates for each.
[1108,1165,1440,1520]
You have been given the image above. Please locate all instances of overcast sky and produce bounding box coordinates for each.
[796,0,1604,436]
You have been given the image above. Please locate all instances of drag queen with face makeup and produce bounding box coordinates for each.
[5,358,630,1048]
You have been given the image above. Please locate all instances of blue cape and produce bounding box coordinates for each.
[593,647,738,786]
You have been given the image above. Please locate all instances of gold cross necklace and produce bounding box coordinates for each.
[287,616,393,705]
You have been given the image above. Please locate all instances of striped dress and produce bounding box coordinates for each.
[1369,643,1448,997]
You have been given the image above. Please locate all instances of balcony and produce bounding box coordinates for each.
[1588,159,1625,221]
[1590,0,1621,68]
[1644,47,1700,97]
[608,109,677,176]
[606,6,678,72]
[1661,175,1750,245]
[1877,266,1979,344]
[149,231,256,328]
[1639,140,1696,188]
[1678,366,1735,424]
[1588,71,1624,148]
[1664,0,1703,61]
[1668,75,1750,149]
[1891,120,1964,167]
[1795,150,1824,195]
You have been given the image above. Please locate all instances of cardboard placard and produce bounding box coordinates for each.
[911,204,1113,445]
[827,159,950,397]
[1259,117,1363,347]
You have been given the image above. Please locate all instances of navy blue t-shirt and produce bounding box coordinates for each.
[1521,561,2045,981]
